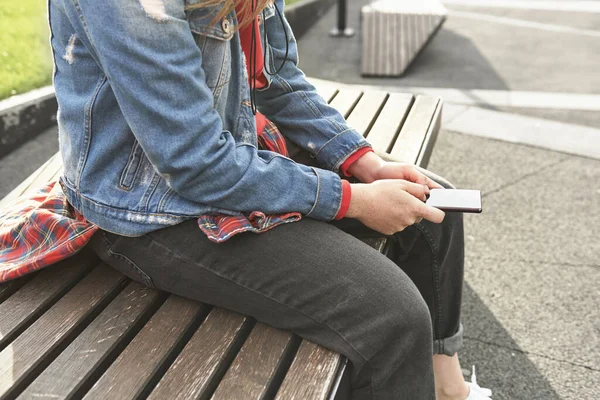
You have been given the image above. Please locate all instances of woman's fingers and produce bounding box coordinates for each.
[399,180,429,201]
[425,175,443,189]
[417,202,445,224]
[403,165,443,189]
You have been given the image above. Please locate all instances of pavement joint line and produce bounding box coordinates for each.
[449,10,600,38]
[443,105,471,126]
[443,0,600,13]
[468,255,600,270]
[464,336,600,372]
[479,157,570,199]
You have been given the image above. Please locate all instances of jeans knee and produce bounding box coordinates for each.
[372,285,433,354]
[402,293,433,346]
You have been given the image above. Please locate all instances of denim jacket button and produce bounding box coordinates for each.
[221,18,232,34]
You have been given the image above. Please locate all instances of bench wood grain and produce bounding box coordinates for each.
[0,79,442,399]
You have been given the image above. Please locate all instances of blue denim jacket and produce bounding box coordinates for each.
[49,0,371,236]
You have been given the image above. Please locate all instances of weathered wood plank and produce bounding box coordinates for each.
[0,152,62,209]
[18,282,164,400]
[275,341,342,400]
[390,95,440,163]
[83,295,207,400]
[0,251,97,350]
[416,100,443,169]
[148,308,250,400]
[0,279,31,305]
[345,91,388,137]
[365,93,414,153]
[328,88,364,119]
[212,323,294,400]
[0,266,126,399]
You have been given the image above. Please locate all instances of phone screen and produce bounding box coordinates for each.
[426,189,482,213]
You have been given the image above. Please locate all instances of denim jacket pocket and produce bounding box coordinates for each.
[187,6,234,93]
[119,140,144,191]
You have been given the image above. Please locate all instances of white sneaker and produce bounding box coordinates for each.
[465,366,492,399]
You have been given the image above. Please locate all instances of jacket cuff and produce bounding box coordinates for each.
[334,179,351,220]
[339,147,375,177]
[304,167,344,221]
[314,128,372,172]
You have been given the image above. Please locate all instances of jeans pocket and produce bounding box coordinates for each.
[99,231,156,289]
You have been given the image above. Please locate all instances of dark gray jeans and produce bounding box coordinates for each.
[88,175,464,400]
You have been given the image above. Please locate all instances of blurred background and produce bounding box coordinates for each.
[1,0,598,399]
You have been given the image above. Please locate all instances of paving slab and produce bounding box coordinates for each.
[465,155,600,266]
[447,5,600,31]
[462,258,600,370]
[426,130,566,195]
[428,131,599,398]
[444,106,600,159]
[492,107,600,130]
[0,125,58,199]
[460,337,600,400]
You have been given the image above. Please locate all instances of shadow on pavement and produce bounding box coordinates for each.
[461,283,560,400]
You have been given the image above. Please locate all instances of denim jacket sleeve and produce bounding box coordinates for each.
[255,0,372,173]
[67,0,343,221]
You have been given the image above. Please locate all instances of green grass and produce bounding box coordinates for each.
[0,0,53,101]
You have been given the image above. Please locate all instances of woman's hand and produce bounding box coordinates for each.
[346,180,445,235]
[347,151,442,189]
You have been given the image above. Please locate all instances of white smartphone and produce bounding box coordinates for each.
[425,189,482,213]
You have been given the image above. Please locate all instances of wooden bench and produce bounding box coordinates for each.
[0,79,442,400]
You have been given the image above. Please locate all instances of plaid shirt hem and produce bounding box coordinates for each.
[0,118,302,282]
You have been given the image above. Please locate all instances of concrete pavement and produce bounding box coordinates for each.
[427,130,600,399]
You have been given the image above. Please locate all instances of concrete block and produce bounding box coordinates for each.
[361,0,447,76]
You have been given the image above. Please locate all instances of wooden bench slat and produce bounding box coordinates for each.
[390,95,441,163]
[415,98,443,169]
[0,252,96,350]
[0,265,126,399]
[0,82,443,400]
[19,282,163,400]
[364,93,414,154]
[0,278,32,305]
[149,308,250,400]
[275,341,342,400]
[0,152,62,209]
[345,90,388,137]
[212,323,294,400]
[83,295,207,400]
[328,88,364,119]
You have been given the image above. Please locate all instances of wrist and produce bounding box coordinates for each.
[346,183,368,219]
[346,151,384,183]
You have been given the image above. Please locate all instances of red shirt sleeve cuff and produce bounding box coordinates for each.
[339,147,374,177]
[334,179,351,220]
